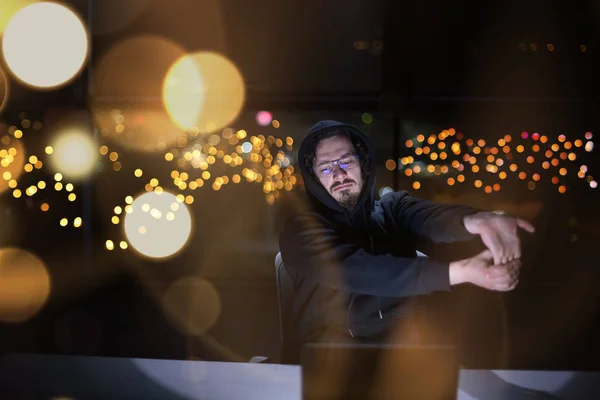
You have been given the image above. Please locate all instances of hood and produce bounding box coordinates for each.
[297,120,377,225]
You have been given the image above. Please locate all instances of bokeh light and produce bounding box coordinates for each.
[92,36,187,152]
[379,186,393,198]
[163,52,245,131]
[2,2,89,89]
[404,127,597,194]
[0,137,25,195]
[255,111,273,127]
[0,248,50,323]
[161,277,221,336]
[0,0,38,34]
[123,191,193,259]
[49,130,98,181]
[0,66,8,113]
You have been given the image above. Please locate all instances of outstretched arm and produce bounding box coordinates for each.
[384,191,479,243]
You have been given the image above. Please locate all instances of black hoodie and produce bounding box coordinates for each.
[279,120,478,363]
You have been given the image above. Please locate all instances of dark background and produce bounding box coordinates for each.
[0,0,599,370]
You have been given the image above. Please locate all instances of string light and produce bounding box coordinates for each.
[404,128,594,194]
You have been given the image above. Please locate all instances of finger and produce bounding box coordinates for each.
[509,239,521,262]
[517,218,535,233]
[483,234,505,265]
[485,265,510,283]
[476,249,493,261]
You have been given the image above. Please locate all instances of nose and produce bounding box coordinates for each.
[331,163,347,180]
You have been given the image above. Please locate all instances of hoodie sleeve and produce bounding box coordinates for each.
[382,191,479,243]
[279,213,452,297]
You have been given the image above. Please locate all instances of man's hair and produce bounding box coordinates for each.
[304,129,370,181]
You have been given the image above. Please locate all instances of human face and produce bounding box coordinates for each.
[313,135,363,209]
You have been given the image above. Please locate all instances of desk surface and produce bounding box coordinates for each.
[0,353,598,400]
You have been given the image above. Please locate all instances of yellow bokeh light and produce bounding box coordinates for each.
[0,1,38,34]
[2,2,89,89]
[0,247,50,323]
[106,240,114,251]
[163,52,245,131]
[0,139,26,195]
[68,193,76,202]
[124,191,193,259]
[60,218,68,227]
[73,217,82,228]
[49,131,98,181]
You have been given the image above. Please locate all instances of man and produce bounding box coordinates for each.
[279,120,535,364]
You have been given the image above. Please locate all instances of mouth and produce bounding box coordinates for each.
[332,183,353,192]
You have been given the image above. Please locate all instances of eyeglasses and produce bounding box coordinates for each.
[314,154,360,177]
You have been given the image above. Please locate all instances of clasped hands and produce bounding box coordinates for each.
[449,211,535,291]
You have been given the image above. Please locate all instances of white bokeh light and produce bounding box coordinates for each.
[50,131,98,180]
[378,186,393,198]
[2,2,89,89]
[124,191,193,259]
[241,142,253,153]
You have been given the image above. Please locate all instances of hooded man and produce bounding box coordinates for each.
[278,120,535,364]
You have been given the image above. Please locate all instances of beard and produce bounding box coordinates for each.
[334,188,361,210]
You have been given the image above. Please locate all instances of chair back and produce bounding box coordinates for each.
[274,252,294,350]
